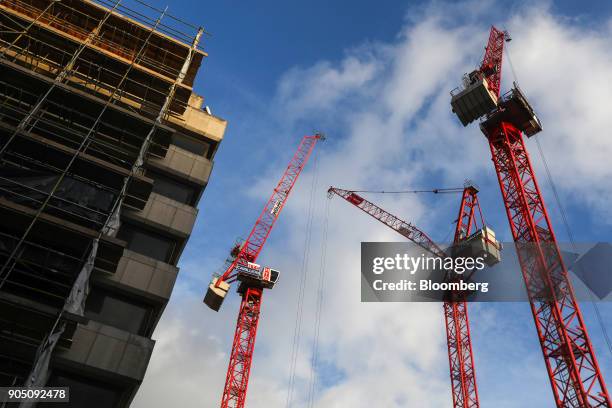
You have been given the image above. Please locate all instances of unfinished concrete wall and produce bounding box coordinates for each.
[56,321,155,381]
[150,145,213,185]
[100,249,179,301]
[125,192,198,238]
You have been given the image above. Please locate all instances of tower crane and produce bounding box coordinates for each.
[328,185,501,408]
[204,134,325,408]
[450,26,610,407]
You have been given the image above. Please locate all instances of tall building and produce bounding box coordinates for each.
[0,0,226,405]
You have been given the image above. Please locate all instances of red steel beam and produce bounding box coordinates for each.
[486,122,610,407]
[445,186,482,408]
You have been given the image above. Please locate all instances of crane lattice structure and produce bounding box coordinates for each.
[445,186,484,408]
[328,185,494,408]
[204,134,324,408]
[451,25,611,407]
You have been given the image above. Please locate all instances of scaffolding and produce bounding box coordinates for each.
[0,0,206,118]
[0,0,205,388]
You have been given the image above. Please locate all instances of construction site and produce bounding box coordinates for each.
[0,1,611,408]
[0,0,226,405]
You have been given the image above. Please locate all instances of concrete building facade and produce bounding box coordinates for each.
[0,0,226,405]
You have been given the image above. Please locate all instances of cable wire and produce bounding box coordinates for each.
[504,39,520,87]
[285,150,320,408]
[534,137,612,357]
[306,197,331,407]
[506,31,611,358]
[344,187,465,195]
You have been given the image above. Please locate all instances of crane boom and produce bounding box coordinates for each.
[328,185,488,407]
[480,26,506,99]
[211,134,324,408]
[218,134,325,285]
[327,187,447,259]
[452,25,610,407]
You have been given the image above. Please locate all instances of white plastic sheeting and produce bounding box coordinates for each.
[63,239,99,317]
[18,323,66,408]
[102,204,121,237]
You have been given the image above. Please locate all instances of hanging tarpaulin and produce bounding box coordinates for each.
[63,238,99,317]
[103,204,121,237]
[19,323,66,408]
[134,141,149,169]
[0,168,114,226]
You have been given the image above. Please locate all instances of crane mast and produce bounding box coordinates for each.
[445,186,484,408]
[328,186,491,407]
[205,134,324,408]
[451,26,610,407]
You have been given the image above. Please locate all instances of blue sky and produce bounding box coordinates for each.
[176,0,612,255]
[132,1,612,407]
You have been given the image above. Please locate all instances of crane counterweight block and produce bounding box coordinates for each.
[204,277,231,312]
[450,25,506,127]
[450,226,502,267]
[451,72,499,126]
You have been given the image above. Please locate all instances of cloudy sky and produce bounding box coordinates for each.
[132,1,612,407]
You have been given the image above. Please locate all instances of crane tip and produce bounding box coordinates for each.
[314,131,327,141]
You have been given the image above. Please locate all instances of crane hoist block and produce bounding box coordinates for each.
[204,277,230,311]
[451,71,499,126]
[452,226,501,266]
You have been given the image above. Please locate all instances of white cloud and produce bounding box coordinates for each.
[276,54,383,122]
[503,8,612,219]
[133,2,612,408]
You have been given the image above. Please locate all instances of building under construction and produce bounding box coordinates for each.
[0,0,226,405]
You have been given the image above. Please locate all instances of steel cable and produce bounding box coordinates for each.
[534,137,612,357]
[306,196,330,408]
[285,149,320,407]
[342,187,465,195]
[505,37,612,358]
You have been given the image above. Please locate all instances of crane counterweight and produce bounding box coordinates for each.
[451,226,501,267]
[205,277,231,312]
[451,72,499,126]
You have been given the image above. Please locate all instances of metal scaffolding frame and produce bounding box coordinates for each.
[0,0,204,388]
[0,0,205,120]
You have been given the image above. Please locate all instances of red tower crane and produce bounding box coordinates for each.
[328,185,500,408]
[445,186,487,408]
[204,134,325,408]
[451,26,611,407]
